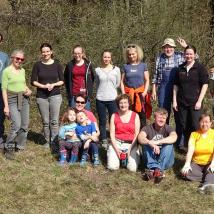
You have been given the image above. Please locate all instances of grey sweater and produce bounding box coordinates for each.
[95,66,121,101]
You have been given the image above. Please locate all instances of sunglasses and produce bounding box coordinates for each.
[14,57,25,62]
[127,45,136,48]
[76,101,86,104]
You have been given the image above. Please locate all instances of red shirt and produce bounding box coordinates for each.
[114,111,136,141]
[72,64,86,95]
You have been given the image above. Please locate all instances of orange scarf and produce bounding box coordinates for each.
[124,85,152,119]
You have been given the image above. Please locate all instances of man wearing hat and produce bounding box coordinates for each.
[152,37,187,149]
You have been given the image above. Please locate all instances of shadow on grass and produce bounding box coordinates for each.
[27,130,46,145]
[173,152,186,180]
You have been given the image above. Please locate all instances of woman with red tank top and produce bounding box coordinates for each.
[107,94,141,172]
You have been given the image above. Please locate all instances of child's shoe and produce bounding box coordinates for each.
[58,150,67,166]
[93,153,100,166]
[80,153,87,167]
[69,154,78,165]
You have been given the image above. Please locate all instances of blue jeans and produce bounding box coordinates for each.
[69,96,91,110]
[143,144,174,171]
[96,99,117,140]
[36,94,62,143]
[5,96,29,149]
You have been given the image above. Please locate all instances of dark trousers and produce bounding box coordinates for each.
[0,88,5,147]
[96,99,117,140]
[177,104,201,147]
[82,141,99,156]
[59,140,81,155]
[186,162,214,185]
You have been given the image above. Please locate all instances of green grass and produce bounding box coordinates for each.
[0,96,214,214]
[1,140,214,214]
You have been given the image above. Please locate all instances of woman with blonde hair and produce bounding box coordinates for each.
[121,44,150,127]
[2,49,32,159]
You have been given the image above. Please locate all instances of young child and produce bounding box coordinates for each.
[75,111,100,166]
[58,107,81,165]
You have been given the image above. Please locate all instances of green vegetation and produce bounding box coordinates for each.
[1,1,214,213]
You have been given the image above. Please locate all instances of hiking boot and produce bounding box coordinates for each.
[80,153,87,167]
[143,169,154,181]
[198,184,214,194]
[5,147,15,160]
[154,168,163,184]
[93,153,100,166]
[68,154,78,165]
[58,150,67,166]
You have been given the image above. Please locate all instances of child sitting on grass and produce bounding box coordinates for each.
[58,107,81,165]
[76,111,100,166]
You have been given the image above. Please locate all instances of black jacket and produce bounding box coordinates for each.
[64,59,94,101]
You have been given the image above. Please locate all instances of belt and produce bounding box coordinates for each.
[116,138,132,144]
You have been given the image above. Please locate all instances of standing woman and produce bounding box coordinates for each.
[64,45,94,110]
[95,50,121,147]
[2,50,32,159]
[121,44,150,127]
[173,45,208,147]
[31,43,64,147]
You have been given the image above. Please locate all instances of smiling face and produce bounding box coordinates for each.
[73,47,84,63]
[76,111,87,124]
[102,51,112,66]
[118,98,130,112]
[154,112,167,128]
[163,45,175,57]
[75,96,86,111]
[67,110,76,123]
[184,48,196,64]
[127,48,138,64]
[199,116,212,133]
[41,47,52,61]
[12,52,25,69]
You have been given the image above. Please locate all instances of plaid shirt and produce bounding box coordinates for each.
[152,51,184,85]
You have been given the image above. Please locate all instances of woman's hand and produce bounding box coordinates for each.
[4,106,9,117]
[151,90,156,101]
[195,101,202,110]
[24,88,32,96]
[207,162,214,173]
[142,91,147,98]
[173,100,178,111]
[152,144,160,155]
[181,163,192,176]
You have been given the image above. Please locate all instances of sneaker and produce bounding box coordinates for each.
[5,147,15,160]
[93,154,100,166]
[101,139,108,150]
[154,168,163,184]
[80,154,87,167]
[143,169,154,181]
[198,184,214,194]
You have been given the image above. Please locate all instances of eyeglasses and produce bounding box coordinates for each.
[76,101,86,104]
[127,45,136,48]
[14,57,25,62]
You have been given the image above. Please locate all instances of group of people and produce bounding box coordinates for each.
[0,32,214,191]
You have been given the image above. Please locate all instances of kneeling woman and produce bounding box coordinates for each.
[107,94,140,171]
[181,113,214,192]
